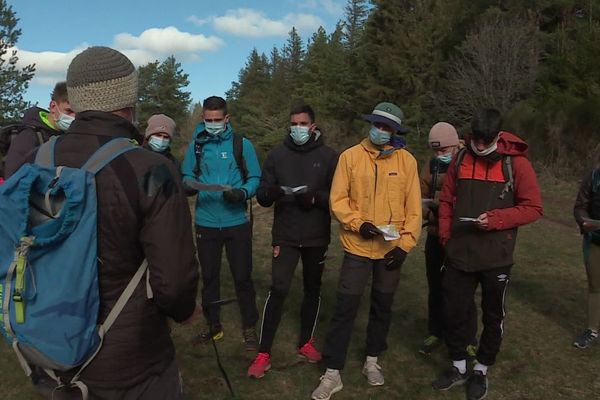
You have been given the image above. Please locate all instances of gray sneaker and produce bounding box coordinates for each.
[572,329,598,349]
[362,360,384,386]
[311,370,343,400]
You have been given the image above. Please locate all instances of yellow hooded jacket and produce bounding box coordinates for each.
[330,138,422,259]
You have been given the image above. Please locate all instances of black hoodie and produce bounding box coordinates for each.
[3,106,61,178]
[256,131,339,247]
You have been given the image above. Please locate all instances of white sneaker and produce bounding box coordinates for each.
[362,360,384,386]
[311,370,343,400]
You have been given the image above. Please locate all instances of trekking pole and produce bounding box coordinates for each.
[203,298,238,398]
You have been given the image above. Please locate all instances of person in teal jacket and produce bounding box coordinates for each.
[181,96,261,350]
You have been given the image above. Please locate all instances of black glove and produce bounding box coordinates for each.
[384,247,407,270]
[359,222,381,239]
[223,188,246,203]
[266,185,285,201]
[295,191,315,210]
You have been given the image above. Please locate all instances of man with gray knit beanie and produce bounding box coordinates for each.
[19,46,201,399]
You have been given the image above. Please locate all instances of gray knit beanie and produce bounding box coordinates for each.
[67,46,138,113]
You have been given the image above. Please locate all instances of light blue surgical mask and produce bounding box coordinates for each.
[369,126,391,146]
[205,121,226,136]
[290,126,311,145]
[148,136,170,152]
[437,153,453,164]
[56,112,74,131]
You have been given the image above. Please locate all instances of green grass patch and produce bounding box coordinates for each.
[2,184,598,399]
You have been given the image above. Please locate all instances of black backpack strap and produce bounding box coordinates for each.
[592,168,600,194]
[233,133,248,184]
[192,133,248,184]
[192,141,204,178]
[429,158,439,199]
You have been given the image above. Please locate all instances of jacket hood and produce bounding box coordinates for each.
[495,131,529,156]
[283,128,324,152]
[22,106,58,131]
[193,122,233,144]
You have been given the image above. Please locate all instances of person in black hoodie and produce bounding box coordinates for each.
[3,81,74,179]
[247,104,338,379]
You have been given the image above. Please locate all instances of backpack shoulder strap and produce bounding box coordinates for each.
[233,133,248,183]
[498,155,514,200]
[592,168,600,194]
[34,135,59,167]
[454,147,467,176]
[192,140,204,178]
[81,138,138,175]
[35,130,44,146]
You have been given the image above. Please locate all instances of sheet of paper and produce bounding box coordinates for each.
[184,179,232,192]
[458,217,479,223]
[376,224,401,241]
[280,185,308,195]
[582,217,600,229]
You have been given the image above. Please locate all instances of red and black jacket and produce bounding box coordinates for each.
[438,131,543,271]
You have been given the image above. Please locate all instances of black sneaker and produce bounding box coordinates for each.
[243,327,258,351]
[466,370,488,400]
[431,367,468,391]
[572,329,598,349]
[191,324,224,345]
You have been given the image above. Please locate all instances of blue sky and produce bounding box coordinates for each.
[9,0,344,109]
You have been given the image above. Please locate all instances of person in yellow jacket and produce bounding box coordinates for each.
[311,102,422,400]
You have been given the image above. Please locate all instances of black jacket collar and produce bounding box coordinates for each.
[68,111,143,143]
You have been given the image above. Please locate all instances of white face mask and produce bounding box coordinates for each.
[56,112,74,131]
[470,137,498,156]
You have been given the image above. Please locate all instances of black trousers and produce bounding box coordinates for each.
[443,265,512,366]
[425,234,477,343]
[258,245,327,353]
[196,223,258,328]
[322,252,401,370]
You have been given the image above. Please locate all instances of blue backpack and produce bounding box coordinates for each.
[0,137,150,396]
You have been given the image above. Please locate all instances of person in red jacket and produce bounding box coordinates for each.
[431,108,542,400]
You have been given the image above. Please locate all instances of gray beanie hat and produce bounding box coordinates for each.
[67,46,138,113]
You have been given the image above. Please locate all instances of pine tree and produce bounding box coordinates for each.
[0,0,35,123]
[137,56,191,131]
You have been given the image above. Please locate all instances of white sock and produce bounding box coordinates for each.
[474,363,488,375]
[325,368,340,376]
[366,356,378,363]
[452,360,467,374]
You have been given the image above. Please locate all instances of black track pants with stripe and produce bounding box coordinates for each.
[443,265,512,366]
[258,245,327,354]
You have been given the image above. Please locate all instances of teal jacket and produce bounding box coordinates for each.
[181,122,261,228]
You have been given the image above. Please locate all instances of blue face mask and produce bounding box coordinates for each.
[369,126,391,146]
[205,121,226,136]
[148,136,170,152]
[437,153,453,164]
[290,126,311,145]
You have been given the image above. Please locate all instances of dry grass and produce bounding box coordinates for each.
[2,178,599,400]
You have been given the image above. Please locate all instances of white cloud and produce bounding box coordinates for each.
[13,27,225,87]
[12,46,88,85]
[187,15,211,26]
[114,26,223,55]
[299,0,344,16]
[208,8,324,38]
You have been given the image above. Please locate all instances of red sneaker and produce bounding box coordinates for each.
[298,337,322,363]
[248,352,271,378]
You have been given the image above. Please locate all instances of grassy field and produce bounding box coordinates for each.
[2,174,599,399]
